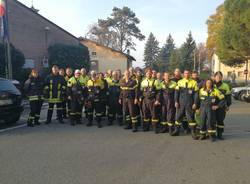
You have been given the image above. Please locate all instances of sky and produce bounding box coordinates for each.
[19,0,225,67]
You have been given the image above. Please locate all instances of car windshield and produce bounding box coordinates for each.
[0,79,21,95]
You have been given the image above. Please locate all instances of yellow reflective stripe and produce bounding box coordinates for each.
[200,130,206,134]
[208,130,216,133]
[167,122,173,126]
[188,122,197,126]
[152,119,159,123]
[175,121,181,126]
[49,80,53,98]
[144,119,150,122]
[161,122,168,125]
[216,125,224,128]
[58,83,61,98]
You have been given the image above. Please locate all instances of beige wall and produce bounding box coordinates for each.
[7,0,81,70]
[212,54,250,81]
[81,40,129,73]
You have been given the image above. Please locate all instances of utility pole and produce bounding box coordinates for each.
[193,48,196,71]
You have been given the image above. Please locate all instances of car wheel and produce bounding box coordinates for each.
[5,113,21,124]
[238,91,246,101]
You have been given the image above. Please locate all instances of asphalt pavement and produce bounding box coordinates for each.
[0,100,250,184]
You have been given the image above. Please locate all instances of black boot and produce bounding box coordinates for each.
[27,119,34,127]
[97,121,103,128]
[191,128,198,140]
[34,118,41,126]
[160,125,168,133]
[199,134,206,140]
[86,121,93,127]
[124,122,132,130]
[152,123,159,134]
[71,120,76,126]
[171,126,180,136]
[209,134,216,142]
[132,124,138,133]
[45,119,51,124]
[107,120,113,126]
[217,129,224,140]
[143,122,150,132]
[168,126,173,135]
[58,119,65,124]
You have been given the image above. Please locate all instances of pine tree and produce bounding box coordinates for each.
[180,31,196,71]
[168,49,181,72]
[143,32,160,68]
[157,34,175,72]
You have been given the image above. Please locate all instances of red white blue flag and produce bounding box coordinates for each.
[0,0,5,17]
[0,0,9,39]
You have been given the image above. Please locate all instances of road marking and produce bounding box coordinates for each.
[0,124,27,133]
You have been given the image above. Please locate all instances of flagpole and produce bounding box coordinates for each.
[5,0,12,79]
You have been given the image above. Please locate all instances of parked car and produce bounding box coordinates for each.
[0,78,23,124]
[232,84,250,102]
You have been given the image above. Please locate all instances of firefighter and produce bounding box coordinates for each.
[80,68,90,85]
[86,71,105,128]
[59,68,68,119]
[140,68,162,133]
[196,79,225,141]
[192,71,204,89]
[99,72,108,117]
[119,70,138,132]
[107,71,123,126]
[152,70,157,79]
[160,72,177,134]
[105,69,113,84]
[65,67,73,117]
[135,69,143,127]
[214,71,232,140]
[44,64,67,124]
[24,69,44,127]
[173,70,199,139]
[129,67,136,80]
[171,68,182,83]
[67,70,87,126]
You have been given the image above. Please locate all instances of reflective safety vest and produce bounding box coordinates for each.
[175,78,199,104]
[215,82,232,107]
[198,88,225,107]
[87,79,105,101]
[141,77,161,100]
[120,78,137,99]
[44,74,66,103]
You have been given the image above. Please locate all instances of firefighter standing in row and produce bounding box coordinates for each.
[160,72,177,134]
[119,70,138,132]
[195,79,225,141]
[86,71,105,128]
[140,68,162,133]
[67,70,87,126]
[44,64,67,124]
[65,67,73,117]
[173,70,199,139]
[59,68,68,119]
[107,71,123,126]
[135,69,143,127]
[24,69,44,127]
[214,71,232,140]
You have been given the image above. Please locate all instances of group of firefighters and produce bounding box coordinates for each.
[24,64,231,142]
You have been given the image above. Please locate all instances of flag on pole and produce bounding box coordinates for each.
[0,0,9,39]
[0,0,5,17]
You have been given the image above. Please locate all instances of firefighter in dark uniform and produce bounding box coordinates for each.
[44,64,67,124]
[195,79,225,141]
[99,73,108,118]
[65,67,73,117]
[173,70,199,139]
[160,72,177,134]
[214,71,232,140]
[59,68,68,119]
[135,69,143,127]
[107,71,123,126]
[140,68,162,133]
[67,70,87,126]
[24,69,44,127]
[86,71,105,128]
[119,70,138,132]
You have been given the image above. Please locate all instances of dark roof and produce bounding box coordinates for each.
[14,0,136,61]
[79,38,136,61]
[14,0,80,42]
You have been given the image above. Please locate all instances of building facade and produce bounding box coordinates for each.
[211,54,250,82]
[80,38,135,73]
[3,0,82,70]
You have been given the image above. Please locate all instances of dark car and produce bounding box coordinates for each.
[0,78,23,124]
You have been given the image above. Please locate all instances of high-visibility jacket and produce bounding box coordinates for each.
[140,77,161,100]
[197,87,225,108]
[161,80,177,99]
[120,78,138,99]
[215,81,232,107]
[175,78,199,105]
[24,76,44,101]
[67,76,87,101]
[44,74,67,103]
[87,79,105,101]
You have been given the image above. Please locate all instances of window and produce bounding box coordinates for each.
[90,60,99,71]
[238,71,244,78]
[92,52,97,56]
[23,59,35,69]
